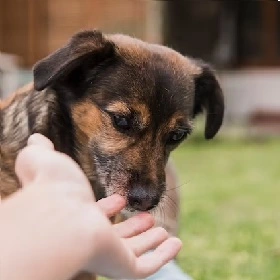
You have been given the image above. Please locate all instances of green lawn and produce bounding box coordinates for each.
[172,136,280,280]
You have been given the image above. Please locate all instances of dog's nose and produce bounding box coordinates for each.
[128,186,159,211]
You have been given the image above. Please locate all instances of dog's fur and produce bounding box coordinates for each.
[0,30,224,279]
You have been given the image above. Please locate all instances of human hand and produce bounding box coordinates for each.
[0,133,182,280]
[88,195,182,279]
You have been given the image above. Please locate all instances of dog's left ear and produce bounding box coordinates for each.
[33,30,115,91]
[193,61,224,140]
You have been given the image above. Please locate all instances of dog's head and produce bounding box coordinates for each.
[33,30,224,212]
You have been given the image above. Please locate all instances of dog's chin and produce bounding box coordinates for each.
[120,208,143,219]
[120,206,157,219]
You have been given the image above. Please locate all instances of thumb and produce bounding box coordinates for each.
[27,133,54,150]
[15,134,56,186]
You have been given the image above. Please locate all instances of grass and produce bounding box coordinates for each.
[172,135,280,280]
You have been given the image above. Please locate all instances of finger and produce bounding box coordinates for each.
[135,237,182,278]
[114,213,154,238]
[97,194,126,217]
[126,227,169,257]
[27,133,54,150]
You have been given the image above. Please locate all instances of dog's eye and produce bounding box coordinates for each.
[167,129,188,145]
[113,115,132,131]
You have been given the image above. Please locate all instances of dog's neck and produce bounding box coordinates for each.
[0,83,76,196]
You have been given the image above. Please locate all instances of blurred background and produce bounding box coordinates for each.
[0,1,279,279]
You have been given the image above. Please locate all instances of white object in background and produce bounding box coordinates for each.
[0,51,20,98]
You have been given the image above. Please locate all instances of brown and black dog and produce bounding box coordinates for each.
[0,30,224,279]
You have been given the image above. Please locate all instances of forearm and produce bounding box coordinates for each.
[0,186,98,280]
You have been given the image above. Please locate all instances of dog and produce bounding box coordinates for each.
[0,30,224,279]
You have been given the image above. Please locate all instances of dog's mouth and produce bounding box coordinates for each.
[120,203,158,218]
[124,202,157,213]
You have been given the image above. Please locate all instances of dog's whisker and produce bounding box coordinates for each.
[161,192,179,211]
[164,195,179,212]
[166,181,189,192]
[157,205,164,227]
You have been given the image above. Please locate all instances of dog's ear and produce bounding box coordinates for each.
[33,30,115,91]
[193,61,224,140]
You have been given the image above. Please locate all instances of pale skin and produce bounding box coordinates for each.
[0,134,182,280]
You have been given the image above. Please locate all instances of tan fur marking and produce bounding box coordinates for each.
[97,130,130,155]
[164,113,193,133]
[72,101,102,143]
[106,101,130,114]
[72,100,132,155]
[133,103,150,127]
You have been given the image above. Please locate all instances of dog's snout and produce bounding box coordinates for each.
[128,186,159,211]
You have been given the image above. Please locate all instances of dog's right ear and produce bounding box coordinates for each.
[33,30,115,91]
